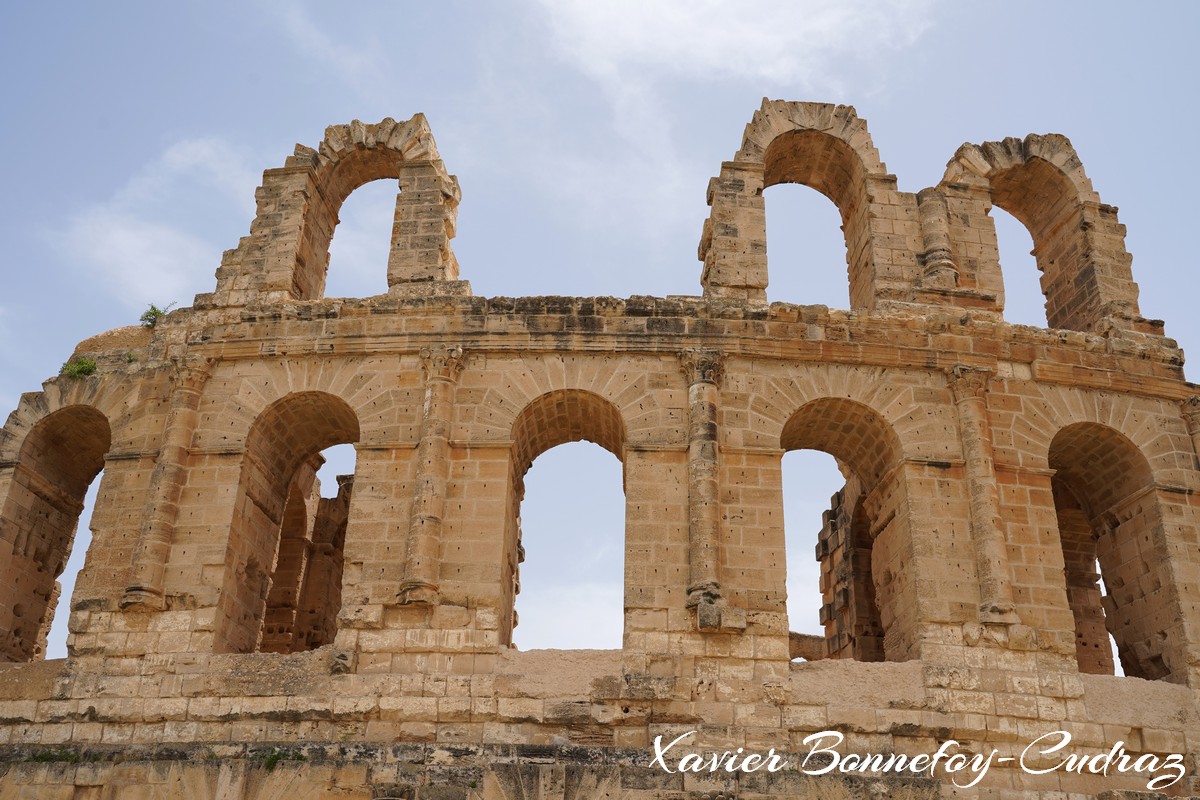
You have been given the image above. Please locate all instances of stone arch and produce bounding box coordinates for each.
[213,391,361,653]
[0,405,111,661]
[1048,421,1189,681]
[504,390,628,644]
[941,134,1156,335]
[197,116,463,308]
[779,398,901,662]
[699,100,921,308]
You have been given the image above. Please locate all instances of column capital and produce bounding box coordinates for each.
[679,348,725,387]
[946,364,993,401]
[1182,396,1200,431]
[172,355,215,393]
[419,345,466,384]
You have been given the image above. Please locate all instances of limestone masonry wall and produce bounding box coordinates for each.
[1,103,1199,798]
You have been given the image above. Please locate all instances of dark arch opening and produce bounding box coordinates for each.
[0,405,111,661]
[1049,422,1177,681]
[779,398,899,662]
[217,392,360,654]
[989,158,1089,331]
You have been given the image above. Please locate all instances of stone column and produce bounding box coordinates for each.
[1181,397,1200,459]
[916,188,959,289]
[946,365,1020,624]
[121,357,212,610]
[680,349,724,616]
[397,345,465,605]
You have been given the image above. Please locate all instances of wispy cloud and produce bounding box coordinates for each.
[59,138,259,312]
[273,2,390,105]
[534,0,935,90]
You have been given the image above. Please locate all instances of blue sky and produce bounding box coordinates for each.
[2,2,1197,657]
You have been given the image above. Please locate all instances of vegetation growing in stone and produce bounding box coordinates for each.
[59,356,97,378]
[139,302,176,329]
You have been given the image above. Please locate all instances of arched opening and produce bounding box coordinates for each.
[763,183,850,309]
[989,158,1089,331]
[1049,422,1177,681]
[0,406,110,662]
[44,474,100,659]
[762,131,873,309]
[216,392,360,654]
[780,450,845,660]
[507,390,626,649]
[513,442,624,649]
[779,398,900,662]
[324,179,398,299]
[990,204,1046,328]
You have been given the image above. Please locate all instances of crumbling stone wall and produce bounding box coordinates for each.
[1,105,1199,798]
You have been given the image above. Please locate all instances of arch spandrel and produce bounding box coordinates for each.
[189,357,421,453]
[1009,385,1198,486]
[455,354,684,450]
[723,363,962,465]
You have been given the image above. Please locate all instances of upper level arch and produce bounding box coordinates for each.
[699,100,921,309]
[196,116,465,308]
[939,134,1158,336]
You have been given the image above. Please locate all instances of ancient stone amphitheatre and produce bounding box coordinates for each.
[1,102,1197,797]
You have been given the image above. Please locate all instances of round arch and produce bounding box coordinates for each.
[214,391,361,654]
[1048,421,1183,681]
[0,405,111,661]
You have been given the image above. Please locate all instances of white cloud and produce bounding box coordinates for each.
[60,138,259,312]
[535,0,935,89]
[66,208,216,309]
[274,3,390,104]
[141,139,259,216]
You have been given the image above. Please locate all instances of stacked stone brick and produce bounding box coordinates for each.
[0,104,1198,797]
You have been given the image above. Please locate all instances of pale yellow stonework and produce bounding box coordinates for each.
[1,105,1198,798]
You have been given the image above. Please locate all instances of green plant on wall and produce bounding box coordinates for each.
[60,356,97,378]
[140,302,177,329]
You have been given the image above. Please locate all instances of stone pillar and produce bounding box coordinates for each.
[397,345,465,605]
[946,365,1020,624]
[121,358,212,610]
[679,348,724,620]
[1181,396,1200,460]
[388,163,462,289]
[916,188,959,289]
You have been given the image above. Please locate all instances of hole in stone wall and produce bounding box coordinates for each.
[991,205,1046,328]
[316,444,357,498]
[43,471,101,659]
[1,405,110,663]
[763,183,850,310]
[512,441,624,650]
[1050,422,1171,681]
[1097,558,1125,677]
[324,178,397,299]
[781,450,842,658]
[258,444,357,655]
